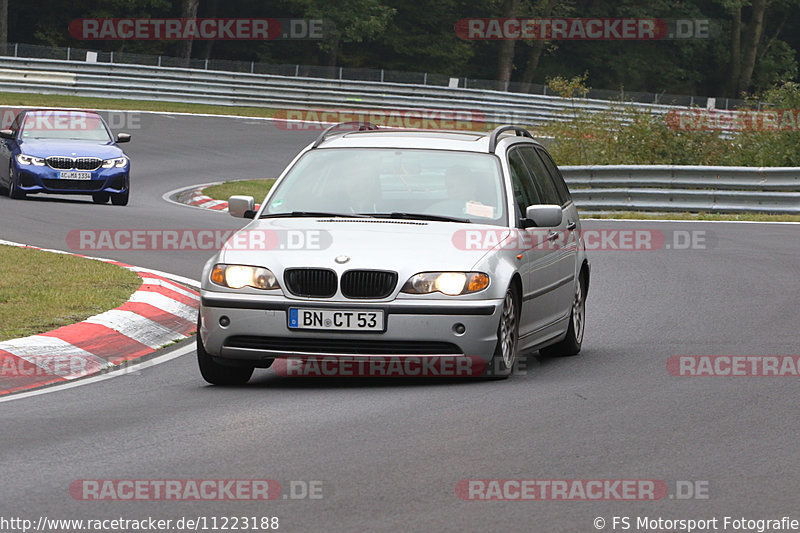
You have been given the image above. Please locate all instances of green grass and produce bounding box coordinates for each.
[0,91,283,118]
[583,211,800,222]
[203,178,276,203]
[0,245,142,341]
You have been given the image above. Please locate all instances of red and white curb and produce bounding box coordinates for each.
[0,240,199,396]
[169,182,261,213]
[183,187,230,211]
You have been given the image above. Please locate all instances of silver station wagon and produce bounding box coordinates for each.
[198,123,590,384]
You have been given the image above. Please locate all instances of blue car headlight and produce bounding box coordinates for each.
[102,157,128,169]
[16,154,46,166]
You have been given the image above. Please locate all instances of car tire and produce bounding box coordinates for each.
[92,192,110,204]
[197,317,254,385]
[8,165,25,200]
[487,286,520,379]
[111,188,129,206]
[540,274,586,357]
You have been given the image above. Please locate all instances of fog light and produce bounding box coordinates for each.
[453,323,466,335]
[219,316,231,327]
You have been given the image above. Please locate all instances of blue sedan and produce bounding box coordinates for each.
[0,109,131,205]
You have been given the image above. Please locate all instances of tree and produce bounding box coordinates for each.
[495,0,520,89]
[292,0,395,67]
[0,0,8,56]
[176,0,200,64]
[518,0,567,93]
[719,0,800,96]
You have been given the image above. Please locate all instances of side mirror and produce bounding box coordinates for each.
[228,195,256,219]
[524,204,563,228]
[116,133,131,143]
[0,129,15,140]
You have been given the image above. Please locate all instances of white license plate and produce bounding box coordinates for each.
[59,171,92,180]
[288,308,384,331]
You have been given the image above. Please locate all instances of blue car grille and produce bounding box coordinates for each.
[42,179,104,191]
[46,156,102,171]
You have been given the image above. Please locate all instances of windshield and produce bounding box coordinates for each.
[264,148,506,226]
[19,112,112,142]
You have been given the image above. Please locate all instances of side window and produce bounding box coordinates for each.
[518,146,562,206]
[536,147,572,204]
[507,148,540,216]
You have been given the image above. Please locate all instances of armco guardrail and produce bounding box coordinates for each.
[0,57,795,214]
[3,42,744,109]
[0,56,678,128]
[561,166,800,214]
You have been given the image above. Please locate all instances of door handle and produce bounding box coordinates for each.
[566,221,577,231]
[547,231,559,241]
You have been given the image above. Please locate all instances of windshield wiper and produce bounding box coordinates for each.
[372,212,471,223]
[259,211,371,219]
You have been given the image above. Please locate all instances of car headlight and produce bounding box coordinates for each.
[401,272,490,296]
[16,154,45,166]
[210,264,280,290]
[102,156,128,168]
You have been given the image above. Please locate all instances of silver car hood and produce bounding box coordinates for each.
[217,218,509,272]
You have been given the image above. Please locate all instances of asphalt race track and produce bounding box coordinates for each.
[1,112,798,532]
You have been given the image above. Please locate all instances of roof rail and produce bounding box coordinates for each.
[312,121,379,148]
[487,125,533,153]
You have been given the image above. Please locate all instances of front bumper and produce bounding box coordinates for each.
[199,291,503,364]
[16,165,129,195]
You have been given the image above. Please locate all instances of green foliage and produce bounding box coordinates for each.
[545,72,591,99]
[5,0,800,97]
[541,80,800,166]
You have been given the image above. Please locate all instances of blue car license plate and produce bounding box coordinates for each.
[59,171,92,180]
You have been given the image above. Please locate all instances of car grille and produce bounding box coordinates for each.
[46,156,102,171]
[225,336,462,355]
[283,268,337,298]
[341,270,397,299]
[41,179,103,191]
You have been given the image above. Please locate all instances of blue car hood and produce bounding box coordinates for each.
[17,139,124,159]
